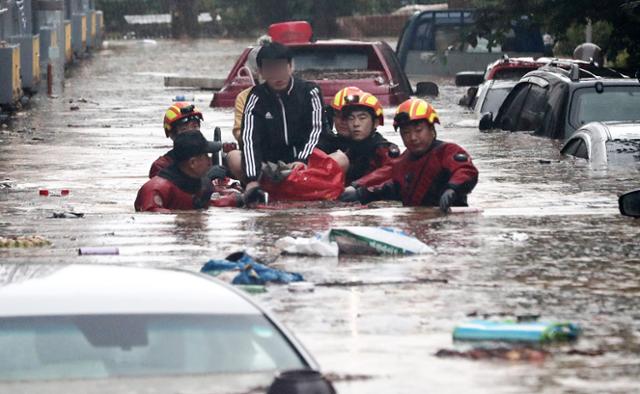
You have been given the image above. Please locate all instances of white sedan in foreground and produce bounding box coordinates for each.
[0,264,318,393]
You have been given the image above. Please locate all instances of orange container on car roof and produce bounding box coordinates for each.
[268,21,313,44]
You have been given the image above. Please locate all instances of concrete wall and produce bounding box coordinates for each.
[0,0,103,107]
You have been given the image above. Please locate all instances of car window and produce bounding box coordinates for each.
[480,86,512,115]
[541,83,570,139]
[570,86,640,128]
[0,314,306,381]
[575,139,589,159]
[516,84,548,131]
[410,20,435,51]
[562,137,588,159]
[406,12,541,53]
[495,84,531,131]
[292,46,372,71]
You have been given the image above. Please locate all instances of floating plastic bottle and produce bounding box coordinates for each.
[453,320,581,342]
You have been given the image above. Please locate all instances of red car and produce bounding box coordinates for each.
[484,56,548,80]
[457,56,549,86]
[210,22,413,108]
[458,56,549,106]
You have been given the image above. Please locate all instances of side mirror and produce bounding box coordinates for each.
[619,189,640,217]
[455,71,484,87]
[478,112,493,131]
[267,369,336,394]
[415,81,439,97]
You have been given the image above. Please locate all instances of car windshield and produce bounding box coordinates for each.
[570,86,640,127]
[407,11,542,53]
[290,46,384,80]
[0,314,306,381]
[292,47,371,71]
[606,139,640,164]
[480,86,513,114]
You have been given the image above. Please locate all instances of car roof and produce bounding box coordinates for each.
[297,39,383,46]
[488,79,518,89]
[245,40,384,50]
[522,67,637,86]
[486,57,546,72]
[0,264,261,317]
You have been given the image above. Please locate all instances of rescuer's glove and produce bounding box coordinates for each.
[439,189,457,213]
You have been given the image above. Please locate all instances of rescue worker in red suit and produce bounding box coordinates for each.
[136,131,226,212]
[339,91,400,186]
[340,98,478,213]
[149,102,205,178]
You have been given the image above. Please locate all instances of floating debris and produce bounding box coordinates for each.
[78,247,120,255]
[0,236,51,248]
[50,212,84,219]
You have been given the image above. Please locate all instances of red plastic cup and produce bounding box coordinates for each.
[39,189,49,196]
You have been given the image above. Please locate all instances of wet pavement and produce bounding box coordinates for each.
[1,39,640,393]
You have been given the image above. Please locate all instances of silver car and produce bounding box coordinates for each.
[0,264,318,393]
[473,79,518,118]
[561,121,640,167]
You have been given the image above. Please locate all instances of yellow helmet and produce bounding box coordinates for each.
[163,102,203,137]
[341,91,385,126]
[331,86,364,111]
[393,98,439,130]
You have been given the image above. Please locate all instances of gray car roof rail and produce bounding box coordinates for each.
[538,59,626,80]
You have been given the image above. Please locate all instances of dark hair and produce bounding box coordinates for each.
[256,42,292,68]
[343,105,376,121]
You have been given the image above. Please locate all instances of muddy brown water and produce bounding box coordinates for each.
[1,39,640,393]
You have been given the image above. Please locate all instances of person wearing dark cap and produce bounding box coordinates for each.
[226,41,331,203]
[135,131,226,212]
[149,102,205,178]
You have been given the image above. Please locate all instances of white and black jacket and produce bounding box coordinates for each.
[241,77,325,181]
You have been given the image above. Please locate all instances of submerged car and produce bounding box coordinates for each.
[479,61,639,139]
[0,264,317,393]
[396,9,544,78]
[458,56,550,87]
[459,56,550,106]
[211,22,412,108]
[561,121,640,167]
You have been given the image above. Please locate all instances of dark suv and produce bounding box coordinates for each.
[479,61,640,139]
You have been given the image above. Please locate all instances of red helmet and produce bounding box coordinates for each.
[163,102,203,137]
[341,91,384,126]
[393,98,439,130]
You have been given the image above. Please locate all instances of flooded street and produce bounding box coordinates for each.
[1,39,640,393]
